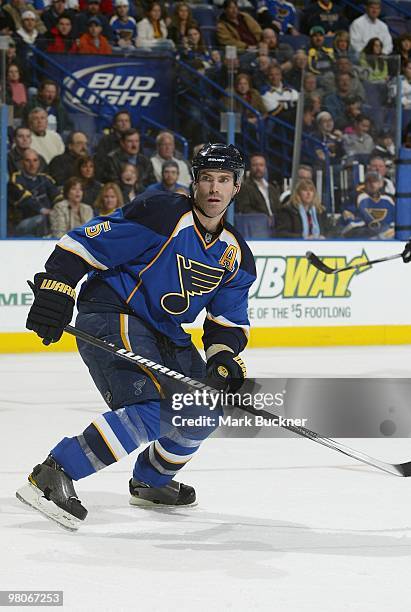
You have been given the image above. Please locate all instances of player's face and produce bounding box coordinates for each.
[195,170,239,218]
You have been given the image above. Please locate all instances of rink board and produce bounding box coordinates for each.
[1,239,410,352]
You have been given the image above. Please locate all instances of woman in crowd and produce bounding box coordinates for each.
[6,63,27,118]
[180,26,211,68]
[118,163,144,203]
[168,2,197,48]
[276,178,328,239]
[136,2,168,47]
[333,30,357,62]
[74,156,102,210]
[394,32,411,69]
[94,182,124,216]
[313,111,344,165]
[359,37,388,83]
[49,177,94,239]
[225,72,266,122]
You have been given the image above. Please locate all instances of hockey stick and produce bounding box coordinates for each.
[306,250,403,275]
[64,324,411,478]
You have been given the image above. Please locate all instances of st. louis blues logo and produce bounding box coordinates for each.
[161,254,225,315]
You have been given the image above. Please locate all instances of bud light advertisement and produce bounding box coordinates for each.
[48,54,175,126]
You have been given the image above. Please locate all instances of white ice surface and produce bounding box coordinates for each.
[2,347,411,611]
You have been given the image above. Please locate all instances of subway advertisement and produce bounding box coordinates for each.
[0,240,409,351]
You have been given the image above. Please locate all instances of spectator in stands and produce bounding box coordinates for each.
[335,94,364,131]
[333,30,357,62]
[136,2,169,47]
[150,131,191,187]
[5,39,29,85]
[313,110,344,165]
[276,178,328,238]
[259,28,294,72]
[323,72,354,126]
[303,72,322,99]
[217,0,262,52]
[146,160,189,194]
[226,73,266,121]
[9,148,60,236]
[95,115,131,172]
[342,171,394,238]
[6,63,27,118]
[3,0,45,34]
[394,33,411,70]
[8,126,47,174]
[235,153,281,223]
[256,0,297,35]
[49,177,93,238]
[74,155,102,208]
[372,128,395,163]
[349,0,392,56]
[48,131,89,186]
[359,37,388,82]
[279,164,314,205]
[110,0,137,46]
[180,27,211,69]
[342,114,375,158]
[16,9,40,44]
[118,163,144,203]
[300,0,348,37]
[42,0,76,32]
[28,107,65,165]
[168,2,197,48]
[44,12,78,53]
[78,16,112,53]
[302,100,317,134]
[0,2,17,34]
[367,155,395,194]
[103,128,155,185]
[262,65,299,120]
[250,54,272,92]
[25,79,72,133]
[76,0,112,40]
[286,49,308,91]
[307,25,335,80]
[322,57,365,101]
[95,182,124,215]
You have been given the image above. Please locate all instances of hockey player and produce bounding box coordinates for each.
[16,143,256,530]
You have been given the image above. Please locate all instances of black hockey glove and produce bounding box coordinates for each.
[26,273,76,345]
[206,350,247,392]
[402,241,411,263]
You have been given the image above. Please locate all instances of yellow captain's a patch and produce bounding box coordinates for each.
[40,279,76,299]
[219,245,238,272]
[217,365,229,378]
[85,220,112,238]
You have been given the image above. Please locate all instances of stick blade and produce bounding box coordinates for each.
[306,251,335,274]
[394,461,411,477]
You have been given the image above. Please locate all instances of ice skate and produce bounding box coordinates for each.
[129,478,197,507]
[16,456,88,532]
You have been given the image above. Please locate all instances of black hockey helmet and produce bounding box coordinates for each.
[191,143,245,185]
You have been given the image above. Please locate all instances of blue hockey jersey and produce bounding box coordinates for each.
[49,192,256,353]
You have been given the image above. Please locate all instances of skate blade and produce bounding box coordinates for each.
[16,482,81,532]
[129,496,198,508]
